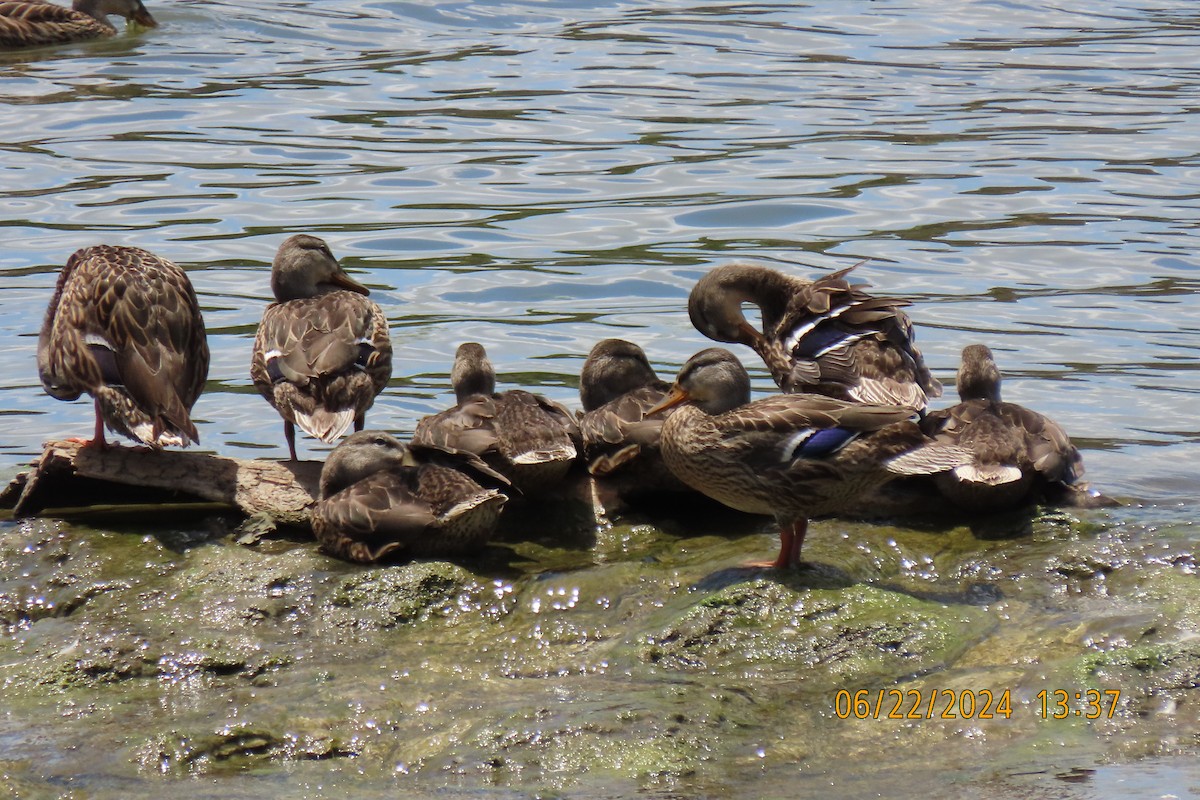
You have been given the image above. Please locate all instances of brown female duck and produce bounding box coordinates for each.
[921,344,1093,511]
[0,0,156,48]
[312,431,511,564]
[413,342,581,495]
[250,235,392,461]
[38,244,208,449]
[650,348,968,569]
[688,261,941,413]
[578,338,689,495]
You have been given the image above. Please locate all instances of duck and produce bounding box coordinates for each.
[312,430,511,564]
[649,348,969,569]
[413,342,581,495]
[37,244,209,449]
[250,234,392,461]
[687,261,941,413]
[920,344,1094,511]
[577,338,690,496]
[1,0,156,49]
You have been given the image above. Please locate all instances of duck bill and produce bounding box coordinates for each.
[646,385,689,417]
[329,269,370,296]
[131,2,158,28]
[737,320,765,347]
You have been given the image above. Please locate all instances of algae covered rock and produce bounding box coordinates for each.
[325,560,483,629]
[641,579,992,688]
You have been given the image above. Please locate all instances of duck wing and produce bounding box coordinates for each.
[251,290,391,442]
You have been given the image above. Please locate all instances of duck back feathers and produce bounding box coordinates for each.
[38,244,208,448]
[0,0,156,48]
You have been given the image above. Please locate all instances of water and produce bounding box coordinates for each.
[1,0,1198,796]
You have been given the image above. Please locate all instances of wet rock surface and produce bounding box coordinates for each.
[0,503,1198,798]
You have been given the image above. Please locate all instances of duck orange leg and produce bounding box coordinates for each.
[745,519,809,569]
[67,399,109,449]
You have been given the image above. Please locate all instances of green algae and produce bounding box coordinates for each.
[0,508,1198,796]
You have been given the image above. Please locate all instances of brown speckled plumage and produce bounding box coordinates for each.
[37,244,208,449]
[688,261,941,412]
[0,0,156,48]
[577,338,690,495]
[250,235,392,461]
[652,348,968,568]
[413,342,581,495]
[921,344,1089,511]
[312,431,510,564]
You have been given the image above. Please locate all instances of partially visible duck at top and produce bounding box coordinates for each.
[688,261,942,414]
[38,244,209,450]
[0,0,157,49]
[413,342,581,496]
[250,234,392,461]
[921,344,1109,511]
[577,338,690,497]
[648,348,969,570]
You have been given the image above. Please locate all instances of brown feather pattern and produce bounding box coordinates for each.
[921,344,1085,511]
[37,244,209,448]
[413,342,581,495]
[249,235,392,459]
[656,349,968,566]
[577,339,689,494]
[688,262,941,412]
[313,432,509,563]
[0,0,156,48]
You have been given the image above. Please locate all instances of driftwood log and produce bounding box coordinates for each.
[1,440,322,529]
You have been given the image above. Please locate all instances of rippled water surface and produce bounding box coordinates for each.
[1,0,1198,796]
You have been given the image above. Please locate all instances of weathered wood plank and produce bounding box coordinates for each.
[2,441,322,528]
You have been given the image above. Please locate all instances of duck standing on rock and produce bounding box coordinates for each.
[0,0,157,48]
[921,344,1104,511]
[313,431,511,564]
[649,348,969,569]
[577,338,690,497]
[413,342,581,496]
[250,235,392,461]
[688,262,941,413]
[38,244,209,449]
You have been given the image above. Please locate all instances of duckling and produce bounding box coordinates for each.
[922,344,1092,511]
[38,244,208,449]
[650,348,968,569]
[312,430,510,563]
[688,261,941,413]
[1,0,156,49]
[413,342,581,495]
[250,234,392,461]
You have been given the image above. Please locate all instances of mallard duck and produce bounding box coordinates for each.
[413,342,581,495]
[37,244,208,449]
[920,344,1090,511]
[0,0,156,48]
[649,348,969,569]
[250,234,392,461]
[312,430,511,563]
[688,261,941,412]
[577,338,689,495]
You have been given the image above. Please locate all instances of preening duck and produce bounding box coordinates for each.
[688,261,941,413]
[38,244,209,449]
